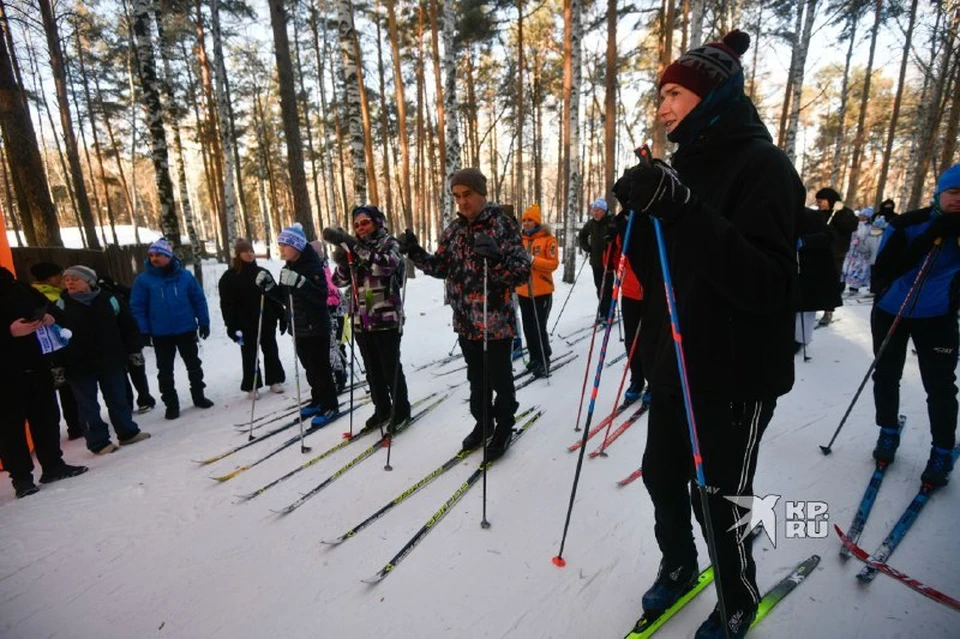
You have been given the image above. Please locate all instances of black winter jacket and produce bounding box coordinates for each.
[58,290,142,376]
[625,97,801,400]
[0,267,53,381]
[821,207,858,276]
[797,208,841,311]
[218,262,285,336]
[280,243,331,338]
[578,215,616,269]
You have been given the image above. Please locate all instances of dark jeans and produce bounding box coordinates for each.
[622,297,645,388]
[0,371,64,481]
[239,317,286,391]
[154,332,205,407]
[591,263,614,319]
[872,308,959,450]
[518,294,552,367]
[356,328,411,420]
[69,367,140,453]
[459,337,518,435]
[295,334,338,411]
[642,392,777,613]
[58,384,82,437]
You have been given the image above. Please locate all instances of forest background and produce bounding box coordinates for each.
[1,0,957,283]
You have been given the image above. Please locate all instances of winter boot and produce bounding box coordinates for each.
[529,361,548,379]
[119,431,152,446]
[366,413,389,430]
[694,603,757,639]
[95,443,119,455]
[39,463,89,485]
[624,381,644,405]
[311,408,340,428]
[817,311,833,327]
[872,427,900,464]
[13,477,39,499]
[485,424,514,462]
[462,421,493,451]
[165,404,180,420]
[270,383,285,393]
[137,395,156,413]
[921,446,956,487]
[192,392,214,409]
[388,405,412,434]
[300,403,322,419]
[641,559,699,614]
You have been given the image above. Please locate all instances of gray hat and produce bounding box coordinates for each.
[449,168,488,197]
[63,265,98,287]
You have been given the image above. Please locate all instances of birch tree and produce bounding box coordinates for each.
[336,0,368,204]
[562,0,581,282]
[131,0,181,245]
[845,0,881,205]
[441,0,460,219]
[209,0,238,247]
[782,0,817,163]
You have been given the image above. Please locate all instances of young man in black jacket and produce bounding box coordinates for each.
[277,223,339,426]
[0,267,87,498]
[613,30,800,638]
[577,198,617,320]
[813,187,858,326]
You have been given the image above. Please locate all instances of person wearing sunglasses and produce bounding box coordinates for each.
[324,206,411,432]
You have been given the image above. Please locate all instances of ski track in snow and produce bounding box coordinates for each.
[1,258,957,638]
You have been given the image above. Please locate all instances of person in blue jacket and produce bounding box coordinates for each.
[870,164,960,487]
[130,238,213,420]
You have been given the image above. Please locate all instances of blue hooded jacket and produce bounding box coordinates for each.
[130,257,210,336]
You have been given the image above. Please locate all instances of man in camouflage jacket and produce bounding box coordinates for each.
[399,168,531,460]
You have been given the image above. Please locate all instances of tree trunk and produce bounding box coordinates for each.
[156,5,204,281]
[688,0,703,48]
[386,0,413,229]
[374,0,395,226]
[335,0,369,205]
[130,0,180,245]
[783,0,817,163]
[307,0,337,229]
[845,0,882,205]
[38,0,99,248]
[268,0,315,238]
[562,0,582,283]
[940,57,960,174]
[0,9,61,246]
[209,0,238,249]
[777,2,803,149]
[603,0,616,203]
[441,0,460,219]
[292,3,325,233]
[516,0,525,208]
[429,0,447,216]
[652,0,675,158]
[125,50,142,243]
[829,13,857,187]
[874,0,917,208]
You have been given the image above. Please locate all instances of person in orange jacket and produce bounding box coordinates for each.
[621,257,648,404]
[516,204,559,378]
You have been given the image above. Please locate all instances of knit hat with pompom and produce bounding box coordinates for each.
[659,30,751,98]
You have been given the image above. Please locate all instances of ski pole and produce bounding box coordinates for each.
[527,273,550,383]
[246,291,266,441]
[384,257,411,471]
[820,239,943,455]
[554,208,637,568]
[481,258,491,529]
[287,290,311,454]
[596,318,641,456]
[345,250,362,438]
[550,254,587,335]
[799,311,810,362]
[572,241,618,431]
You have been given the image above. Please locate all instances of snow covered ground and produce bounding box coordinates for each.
[1,256,957,639]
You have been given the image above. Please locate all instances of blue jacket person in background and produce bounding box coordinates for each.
[130,238,214,420]
[870,164,960,487]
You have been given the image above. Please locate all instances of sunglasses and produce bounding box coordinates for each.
[353,218,373,229]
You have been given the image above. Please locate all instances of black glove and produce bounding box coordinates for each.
[332,246,349,268]
[397,229,425,258]
[322,226,357,250]
[226,327,238,342]
[198,325,210,340]
[129,352,145,367]
[473,234,501,261]
[142,334,153,348]
[613,160,691,223]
